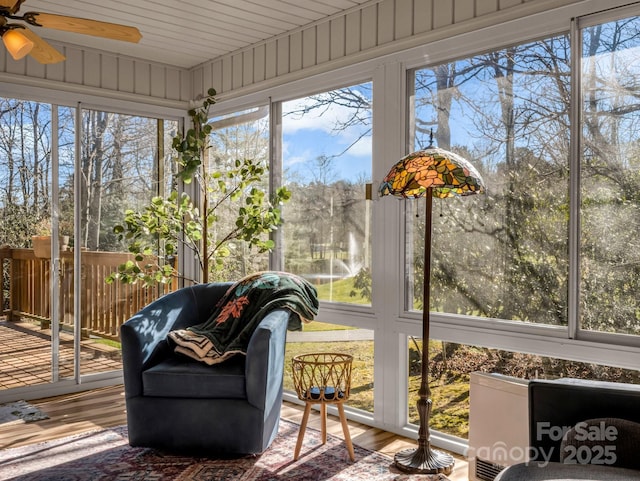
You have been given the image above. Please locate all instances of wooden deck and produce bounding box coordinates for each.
[0,385,469,480]
[0,319,122,390]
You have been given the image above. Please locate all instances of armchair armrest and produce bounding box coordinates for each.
[245,309,290,410]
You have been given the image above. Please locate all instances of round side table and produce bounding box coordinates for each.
[291,352,355,461]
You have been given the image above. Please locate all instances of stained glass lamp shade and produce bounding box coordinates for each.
[379,147,484,199]
[379,145,485,474]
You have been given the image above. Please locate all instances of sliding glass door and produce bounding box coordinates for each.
[76,108,177,377]
[0,98,178,398]
[0,99,69,392]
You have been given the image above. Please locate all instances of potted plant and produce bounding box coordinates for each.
[31,218,51,258]
[31,219,70,258]
[106,88,291,285]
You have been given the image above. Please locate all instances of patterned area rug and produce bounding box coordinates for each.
[0,400,48,425]
[0,419,451,480]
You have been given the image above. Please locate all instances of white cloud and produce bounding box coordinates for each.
[282,140,311,167]
[282,95,363,133]
[345,135,372,157]
[282,95,371,158]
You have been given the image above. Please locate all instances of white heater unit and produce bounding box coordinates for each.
[468,372,530,481]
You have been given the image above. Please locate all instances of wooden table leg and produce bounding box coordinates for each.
[337,403,355,461]
[321,402,327,444]
[294,402,312,460]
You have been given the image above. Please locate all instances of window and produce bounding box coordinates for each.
[402,9,640,443]
[407,337,640,439]
[279,84,375,415]
[207,106,271,280]
[0,97,176,390]
[580,15,640,336]
[79,110,171,252]
[0,99,54,249]
[410,36,571,325]
[281,83,373,305]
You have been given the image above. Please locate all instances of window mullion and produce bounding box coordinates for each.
[568,17,581,340]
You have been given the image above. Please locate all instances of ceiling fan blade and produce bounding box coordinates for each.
[0,0,24,14]
[24,12,142,43]
[21,27,65,64]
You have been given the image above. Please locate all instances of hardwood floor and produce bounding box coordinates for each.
[0,385,469,480]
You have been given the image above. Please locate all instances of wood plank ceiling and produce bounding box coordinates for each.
[16,0,378,69]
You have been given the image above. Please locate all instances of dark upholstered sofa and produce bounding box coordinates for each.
[495,378,640,480]
[120,282,291,455]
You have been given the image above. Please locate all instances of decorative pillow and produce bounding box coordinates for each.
[559,417,640,470]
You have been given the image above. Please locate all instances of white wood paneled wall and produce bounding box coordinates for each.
[0,0,595,105]
[193,0,584,99]
[0,40,191,106]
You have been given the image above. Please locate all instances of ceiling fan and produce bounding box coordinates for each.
[0,0,141,64]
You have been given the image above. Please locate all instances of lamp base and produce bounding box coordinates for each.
[394,445,455,475]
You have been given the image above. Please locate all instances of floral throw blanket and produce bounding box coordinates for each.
[167,271,318,365]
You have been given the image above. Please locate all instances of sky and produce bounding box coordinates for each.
[281,88,373,184]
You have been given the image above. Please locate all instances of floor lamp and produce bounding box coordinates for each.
[379,139,485,474]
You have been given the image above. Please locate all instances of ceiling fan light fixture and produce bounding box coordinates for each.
[3,27,33,60]
[0,1,141,65]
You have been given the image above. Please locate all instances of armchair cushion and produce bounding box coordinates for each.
[142,354,246,399]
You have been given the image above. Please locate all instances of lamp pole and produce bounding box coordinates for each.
[394,188,455,474]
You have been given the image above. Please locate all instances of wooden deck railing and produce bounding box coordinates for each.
[0,247,177,340]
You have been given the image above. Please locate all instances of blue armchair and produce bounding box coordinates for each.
[120,282,290,455]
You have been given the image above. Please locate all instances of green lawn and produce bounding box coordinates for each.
[301,321,355,332]
[313,277,369,305]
